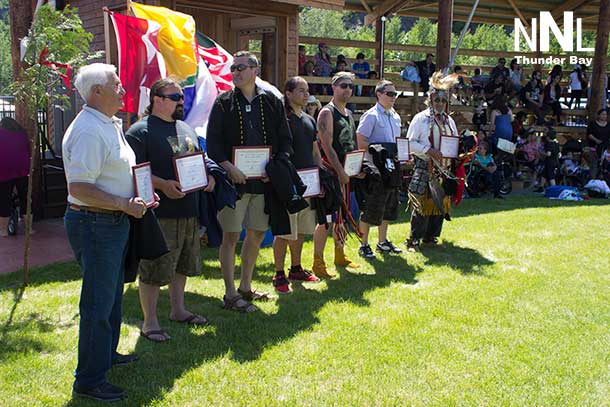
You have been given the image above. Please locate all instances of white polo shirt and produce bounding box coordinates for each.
[62,105,136,208]
[406,109,458,160]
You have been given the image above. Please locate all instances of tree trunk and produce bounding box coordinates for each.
[8,0,35,285]
[589,0,610,116]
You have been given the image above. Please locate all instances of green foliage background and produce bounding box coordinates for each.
[0,0,12,93]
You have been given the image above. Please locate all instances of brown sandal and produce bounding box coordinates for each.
[237,288,276,302]
[222,295,258,313]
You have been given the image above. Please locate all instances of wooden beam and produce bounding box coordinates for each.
[551,0,593,20]
[436,0,453,70]
[364,0,410,26]
[506,0,529,28]
[589,0,610,116]
[359,0,372,13]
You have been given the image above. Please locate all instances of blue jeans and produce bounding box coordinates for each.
[64,207,130,388]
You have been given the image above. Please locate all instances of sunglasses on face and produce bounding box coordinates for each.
[433,97,448,104]
[159,93,184,102]
[230,64,255,72]
[384,91,398,97]
[337,83,354,89]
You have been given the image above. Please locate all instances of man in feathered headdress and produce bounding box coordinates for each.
[404,71,461,252]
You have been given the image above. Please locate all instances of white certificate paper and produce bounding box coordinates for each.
[343,150,365,177]
[440,136,459,159]
[297,167,322,198]
[173,152,208,193]
[396,137,411,162]
[233,146,271,179]
[132,162,155,208]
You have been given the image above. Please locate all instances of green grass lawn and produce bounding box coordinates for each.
[1,196,609,406]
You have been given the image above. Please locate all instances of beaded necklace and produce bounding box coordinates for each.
[235,92,267,146]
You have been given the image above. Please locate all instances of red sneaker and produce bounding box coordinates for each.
[288,267,320,282]
[272,274,292,294]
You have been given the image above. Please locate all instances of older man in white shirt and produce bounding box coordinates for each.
[63,63,153,402]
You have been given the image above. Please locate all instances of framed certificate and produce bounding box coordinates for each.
[132,162,156,208]
[297,167,322,198]
[440,136,459,159]
[343,150,365,177]
[172,152,208,193]
[233,146,271,179]
[396,137,411,162]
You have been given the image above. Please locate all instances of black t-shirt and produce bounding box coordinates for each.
[522,81,543,103]
[288,111,316,169]
[586,121,610,148]
[125,115,200,219]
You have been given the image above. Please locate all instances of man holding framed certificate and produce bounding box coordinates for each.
[271,76,322,294]
[405,72,460,252]
[126,79,215,343]
[356,80,403,260]
[312,72,362,278]
[207,51,293,312]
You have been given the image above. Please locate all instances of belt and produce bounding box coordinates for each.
[69,204,123,216]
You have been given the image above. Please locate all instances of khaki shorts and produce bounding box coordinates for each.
[277,200,316,241]
[218,193,269,233]
[138,217,201,286]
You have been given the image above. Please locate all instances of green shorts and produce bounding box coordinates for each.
[138,217,201,286]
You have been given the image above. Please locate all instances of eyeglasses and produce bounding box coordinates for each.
[159,93,184,102]
[384,91,398,97]
[337,83,354,89]
[433,97,448,103]
[230,64,255,72]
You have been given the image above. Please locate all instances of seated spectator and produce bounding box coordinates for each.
[509,58,524,104]
[453,66,471,105]
[560,152,583,186]
[408,53,435,93]
[541,128,560,188]
[543,74,564,125]
[600,148,610,184]
[298,45,307,75]
[489,95,513,151]
[471,88,487,129]
[546,65,562,85]
[512,111,529,142]
[484,74,509,103]
[332,59,349,75]
[521,70,548,125]
[517,132,544,190]
[303,60,325,96]
[490,57,510,81]
[471,68,489,93]
[305,95,322,120]
[314,42,332,77]
[361,71,378,97]
[568,64,585,109]
[586,108,610,179]
[352,52,370,79]
[470,142,503,199]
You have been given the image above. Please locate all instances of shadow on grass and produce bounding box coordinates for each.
[418,240,494,275]
[0,261,82,293]
[61,248,416,406]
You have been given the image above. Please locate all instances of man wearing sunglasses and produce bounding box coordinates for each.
[312,71,362,278]
[355,80,403,259]
[405,72,460,252]
[126,78,216,342]
[207,51,293,312]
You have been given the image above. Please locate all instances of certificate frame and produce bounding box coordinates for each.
[440,135,459,159]
[172,152,209,194]
[297,167,323,198]
[232,146,272,180]
[343,150,365,177]
[132,162,156,208]
[396,137,411,162]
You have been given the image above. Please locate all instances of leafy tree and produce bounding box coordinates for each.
[9,5,99,284]
[0,20,11,92]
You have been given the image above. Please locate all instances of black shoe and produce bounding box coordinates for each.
[376,240,403,254]
[358,244,376,259]
[422,238,439,245]
[73,382,127,402]
[404,239,419,252]
[112,352,139,366]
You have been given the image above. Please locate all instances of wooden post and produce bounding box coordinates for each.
[374,18,383,74]
[436,0,453,71]
[589,0,610,116]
